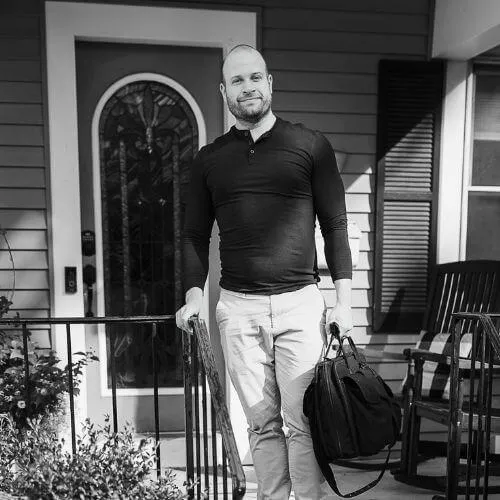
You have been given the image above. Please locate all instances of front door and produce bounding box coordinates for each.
[75,41,222,432]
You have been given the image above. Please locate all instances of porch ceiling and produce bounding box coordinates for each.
[433,0,500,59]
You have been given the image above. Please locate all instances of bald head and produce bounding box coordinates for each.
[219,44,273,126]
[221,45,268,85]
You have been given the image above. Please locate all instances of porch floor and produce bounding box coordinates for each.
[146,434,500,499]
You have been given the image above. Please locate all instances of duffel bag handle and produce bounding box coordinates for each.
[342,335,363,363]
[323,322,340,358]
[325,323,364,367]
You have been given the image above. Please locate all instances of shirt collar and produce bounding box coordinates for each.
[231,116,282,141]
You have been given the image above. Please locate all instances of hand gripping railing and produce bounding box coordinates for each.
[445,312,500,499]
[188,317,246,499]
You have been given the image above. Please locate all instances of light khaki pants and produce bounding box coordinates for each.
[216,284,330,500]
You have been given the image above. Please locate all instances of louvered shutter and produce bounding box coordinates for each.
[374,60,444,333]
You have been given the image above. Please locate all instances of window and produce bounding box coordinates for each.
[98,80,198,388]
[463,67,500,260]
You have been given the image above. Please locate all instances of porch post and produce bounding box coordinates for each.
[436,61,469,264]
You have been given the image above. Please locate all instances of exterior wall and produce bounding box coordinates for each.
[165,0,431,393]
[1,0,431,384]
[0,0,50,346]
[255,0,431,394]
[433,0,500,59]
[1,0,433,437]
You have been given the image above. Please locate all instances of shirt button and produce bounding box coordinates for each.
[250,149,255,154]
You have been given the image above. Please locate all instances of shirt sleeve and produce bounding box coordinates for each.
[311,132,353,281]
[182,148,215,292]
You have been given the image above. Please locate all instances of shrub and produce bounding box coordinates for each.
[0,416,185,499]
[0,328,98,429]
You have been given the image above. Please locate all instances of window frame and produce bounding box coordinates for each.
[460,64,500,260]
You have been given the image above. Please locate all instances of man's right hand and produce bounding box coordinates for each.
[175,287,203,333]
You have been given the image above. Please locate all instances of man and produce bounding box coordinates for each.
[176,45,353,499]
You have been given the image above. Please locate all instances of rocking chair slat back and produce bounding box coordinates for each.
[424,260,500,336]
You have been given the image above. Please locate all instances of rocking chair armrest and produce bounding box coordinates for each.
[403,347,451,364]
[402,348,495,370]
[357,346,407,362]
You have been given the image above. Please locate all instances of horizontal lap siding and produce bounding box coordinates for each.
[46,0,429,390]
[36,1,428,342]
[259,1,441,443]
[3,0,437,429]
[260,1,429,368]
[0,1,49,326]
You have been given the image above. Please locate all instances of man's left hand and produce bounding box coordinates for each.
[326,303,353,336]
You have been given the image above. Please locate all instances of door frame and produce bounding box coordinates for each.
[45,0,257,456]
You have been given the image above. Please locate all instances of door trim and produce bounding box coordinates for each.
[45,0,257,427]
[92,72,207,397]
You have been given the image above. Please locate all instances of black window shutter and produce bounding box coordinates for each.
[373,60,444,333]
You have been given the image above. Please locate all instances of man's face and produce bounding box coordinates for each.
[220,50,273,124]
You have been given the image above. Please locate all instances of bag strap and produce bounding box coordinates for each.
[314,323,394,497]
[323,328,337,358]
[313,433,394,498]
[325,324,363,366]
[324,333,360,385]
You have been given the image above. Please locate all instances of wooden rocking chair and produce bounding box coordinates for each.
[429,312,500,499]
[390,260,500,494]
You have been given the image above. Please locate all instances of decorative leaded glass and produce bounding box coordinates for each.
[99,80,198,388]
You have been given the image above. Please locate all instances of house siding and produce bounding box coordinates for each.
[2,0,436,427]
[0,0,50,336]
[256,0,431,397]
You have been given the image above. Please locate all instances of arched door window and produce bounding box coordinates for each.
[98,80,198,388]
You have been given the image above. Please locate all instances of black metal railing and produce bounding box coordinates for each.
[188,318,246,499]
[0,315,245,499]
[445,312,500,499]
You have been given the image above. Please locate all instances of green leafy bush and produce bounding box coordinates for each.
[0,328,98,428]
[0,416,185,499]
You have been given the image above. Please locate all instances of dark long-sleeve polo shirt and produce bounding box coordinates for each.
[182,117,352,295]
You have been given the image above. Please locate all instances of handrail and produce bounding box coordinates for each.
[190,317,246,499]
[0,314,175,325]
[452,312,500,359]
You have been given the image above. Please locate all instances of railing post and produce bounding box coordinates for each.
[211,401,218,499]
[21,322,30,426]
[65,322,77,455]
[109,325,118,433]
[193,332,201,499]
[152,322,161,479]
[183,327,195,499]
[201,358,209,495]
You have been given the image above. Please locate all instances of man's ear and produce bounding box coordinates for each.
[268,74,273,94]
[219,82,227,103]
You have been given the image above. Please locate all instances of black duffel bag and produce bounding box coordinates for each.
[303,324,401,498]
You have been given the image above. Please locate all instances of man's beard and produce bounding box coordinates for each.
[227,94,272,124]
